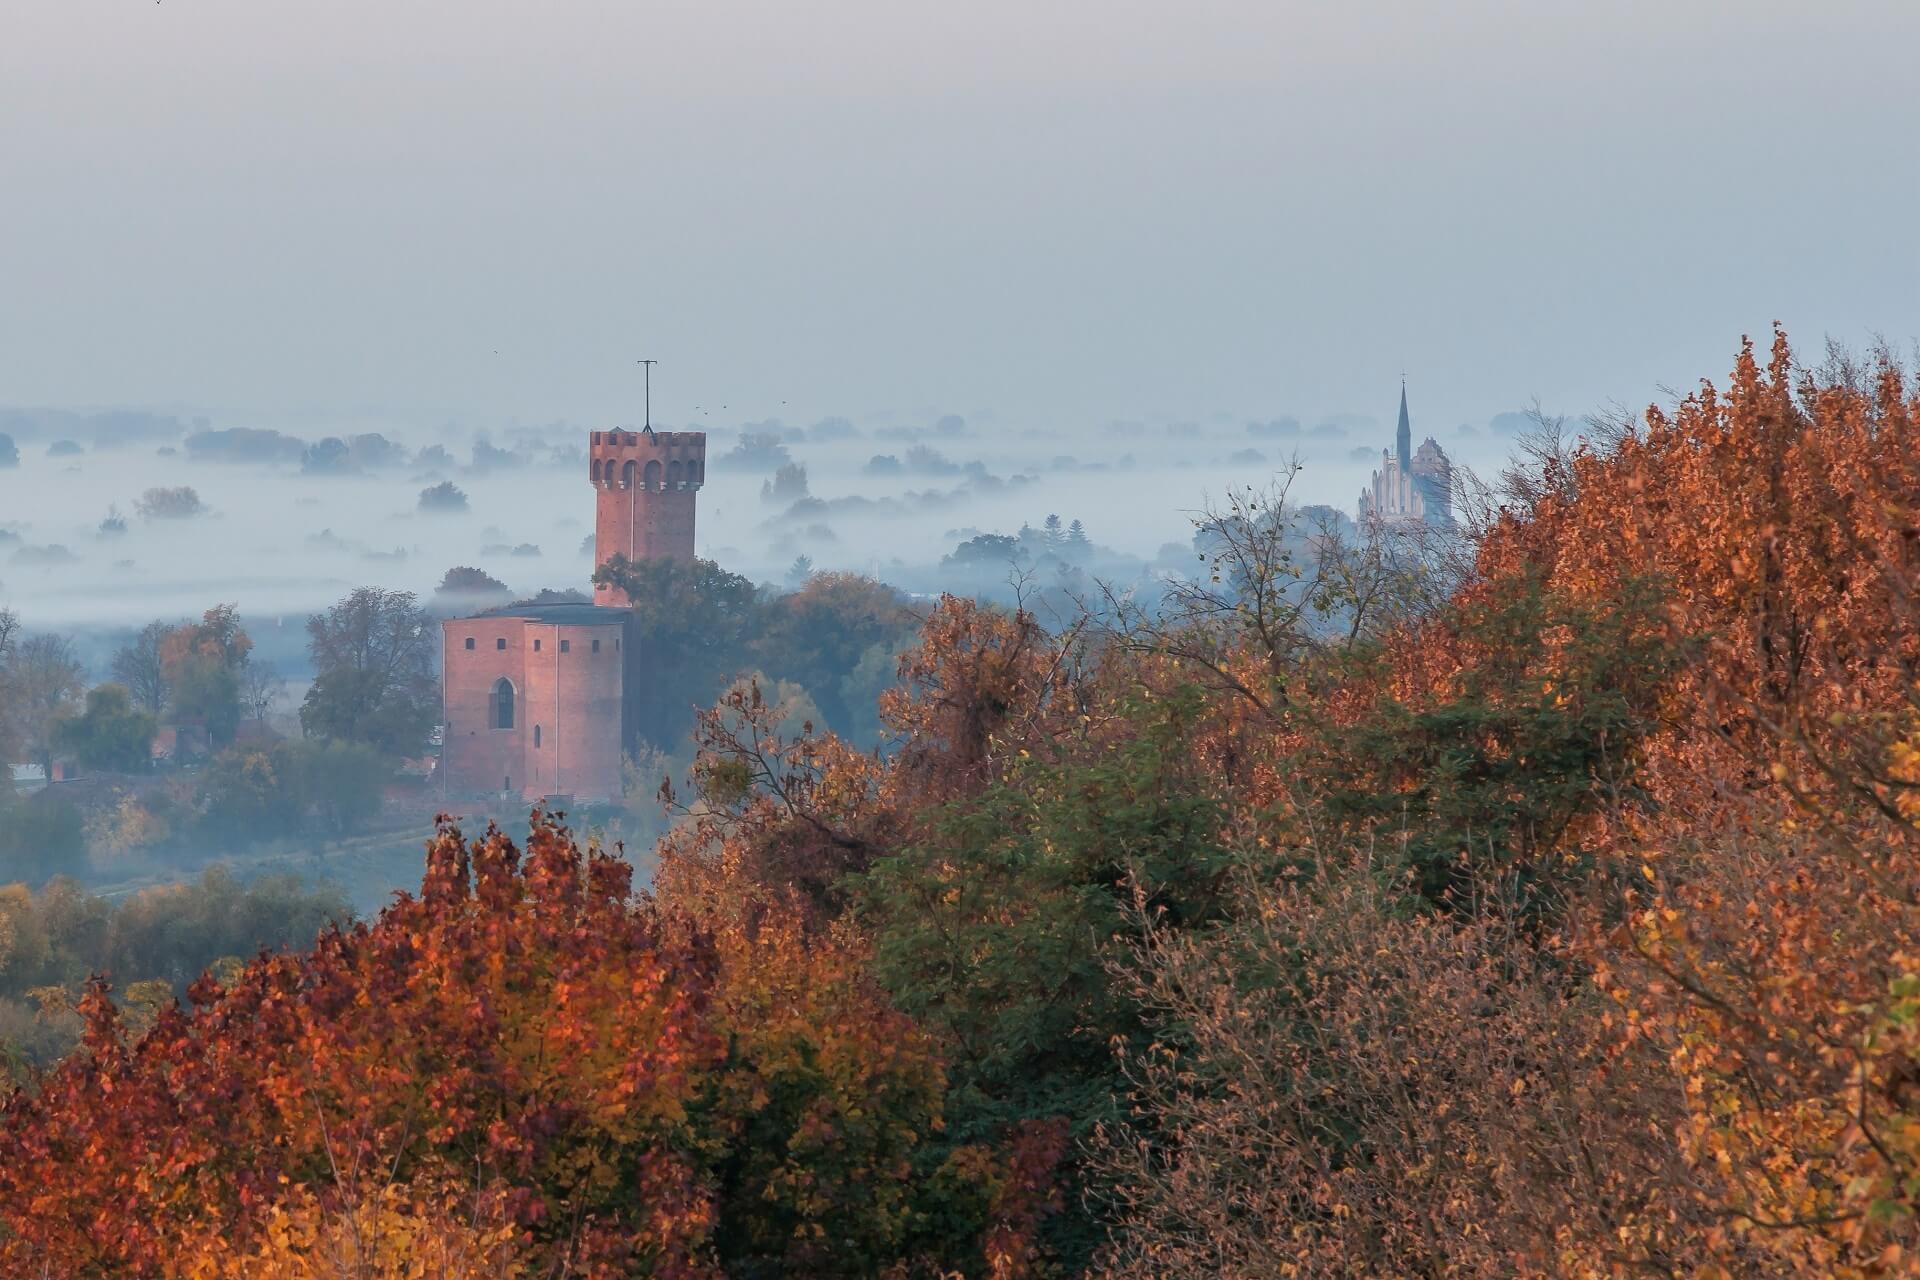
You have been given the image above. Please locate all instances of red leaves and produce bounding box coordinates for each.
[0,814,726,1274]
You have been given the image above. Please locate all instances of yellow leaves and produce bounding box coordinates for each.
[1887,731,1920,822]
[181,1184,529,1280]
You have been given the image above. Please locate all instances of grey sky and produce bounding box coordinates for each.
[2,0,1915,435]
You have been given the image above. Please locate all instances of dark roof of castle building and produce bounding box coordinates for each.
[455,603,630,626]
[1396,382,1412,470]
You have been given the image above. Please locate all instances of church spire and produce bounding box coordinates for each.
[1396,380,1411,472]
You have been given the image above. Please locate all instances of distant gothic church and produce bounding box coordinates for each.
[439,427,706,805]
[1358,384,1453,527]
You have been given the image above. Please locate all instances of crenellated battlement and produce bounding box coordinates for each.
[589,428,706,491]
[591,426,703,598]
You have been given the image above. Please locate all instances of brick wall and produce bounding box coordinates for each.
[442,617,529,797]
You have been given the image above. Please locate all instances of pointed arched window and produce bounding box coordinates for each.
[492,678,515,730]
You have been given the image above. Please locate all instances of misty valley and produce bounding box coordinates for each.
[2,0,1916,1273]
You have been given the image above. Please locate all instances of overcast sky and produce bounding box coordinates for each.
[2,0,1915,435]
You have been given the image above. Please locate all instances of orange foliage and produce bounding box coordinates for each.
[0,818,721,1276]
[9,332,1914,1277]
[1486,331,1920,1272]
[0,814,1039,1278]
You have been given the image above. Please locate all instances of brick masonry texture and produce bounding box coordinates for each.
[439,426,705,804]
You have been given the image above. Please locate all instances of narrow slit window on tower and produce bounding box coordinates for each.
[464,637,475,650]
[496,638,506,651]
[559,639,570,654]
[534,638,542,652]
[591,638,600,653]
[534,725,542,749]
[492,678,514,730]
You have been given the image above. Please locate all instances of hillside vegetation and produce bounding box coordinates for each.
[3,331,1916,1277]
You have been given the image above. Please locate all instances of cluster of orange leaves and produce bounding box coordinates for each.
[0,813,1046,1277]
[1480,331,1920,1273]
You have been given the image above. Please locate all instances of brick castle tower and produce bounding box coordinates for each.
[590,427,706,607]
[439,425,707,804]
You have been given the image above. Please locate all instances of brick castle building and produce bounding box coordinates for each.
[440,427,707,803]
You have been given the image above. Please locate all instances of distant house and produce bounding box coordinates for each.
[150,724,212,764]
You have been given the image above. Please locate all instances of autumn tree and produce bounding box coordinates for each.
[1090,331,1920,1274]
[162,603,252,745]
[1529,332,1920,1273]
[0,816,1045,1277]
[1091,847,1699,1279]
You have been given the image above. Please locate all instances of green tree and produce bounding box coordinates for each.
[298,588,437,756]
[197,746,299,841]
[753,573,918,734]
[941,532,1025,570]
[430,565,512,614]
[196,739,386,842]
[0,792,84,884]
[99,867,347,992]
[417,480,468,512]
[52,685,155,773]
[168,659,241,745]
[290,739,386,836]
[837,640,901,749]
[1307,573,1683,910]
[595,555,762,753]
[851,691,1230,1266]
